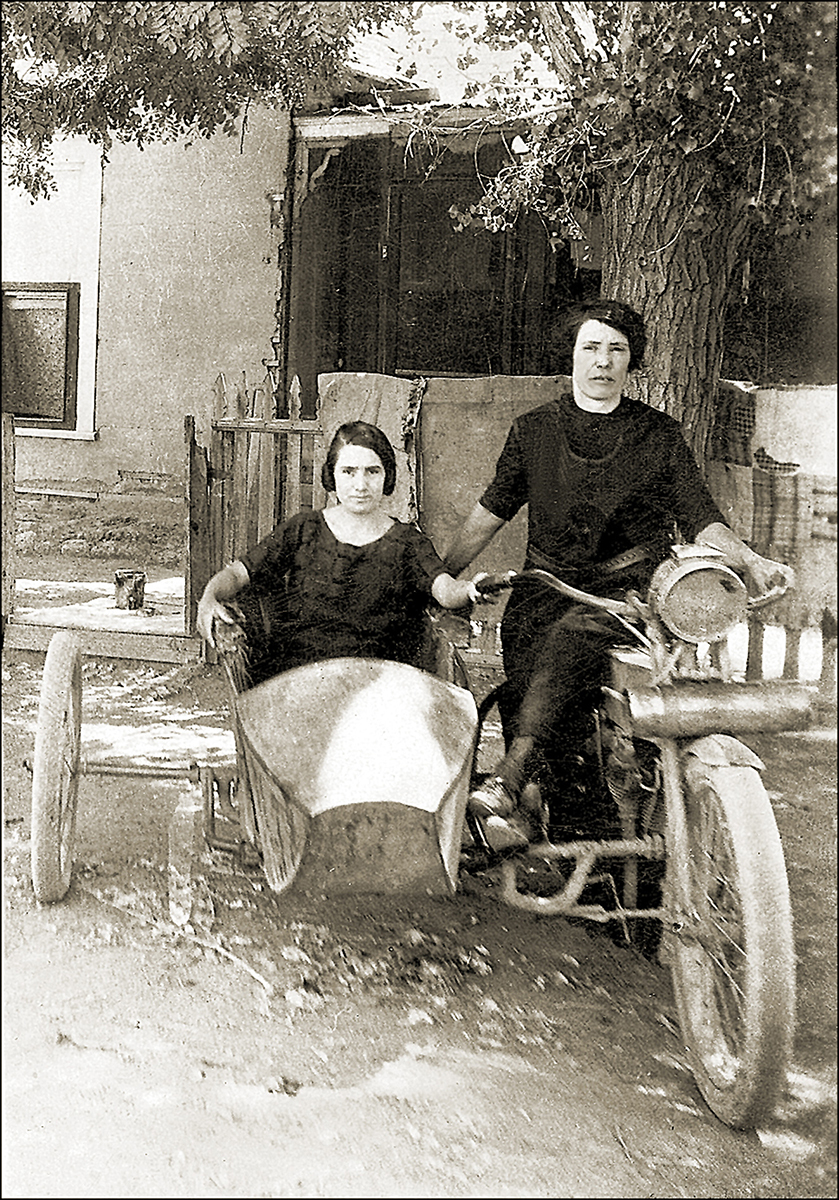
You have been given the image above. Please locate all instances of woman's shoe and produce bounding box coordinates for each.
[483,813,530,852]
[468,776,517,819]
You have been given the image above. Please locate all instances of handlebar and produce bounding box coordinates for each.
[475,569,643,618]
[473,570,517,595]
[476,567,790,618]
[747,585,788,612]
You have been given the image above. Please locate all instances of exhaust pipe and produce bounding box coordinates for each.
[628,681,815,739]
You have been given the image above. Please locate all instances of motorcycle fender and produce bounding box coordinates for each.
[683,733,765,772]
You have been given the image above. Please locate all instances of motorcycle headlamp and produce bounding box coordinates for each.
[648,550,748,644]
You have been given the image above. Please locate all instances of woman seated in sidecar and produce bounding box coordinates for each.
[196,422,488,898]
[197,421,486,683]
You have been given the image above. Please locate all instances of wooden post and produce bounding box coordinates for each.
[782,627,802,681]
[210,374,228,574]
[184,415,211,636]
[745,616,764,682]
[820,636,838,706]
[257,374,278,540]
[284,377,303,520]
[2,413,15,640]
[231,428,249,561]
[311,376,327,512]
[220,428,236,568]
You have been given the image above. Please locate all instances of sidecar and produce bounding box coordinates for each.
[211,611,478,896]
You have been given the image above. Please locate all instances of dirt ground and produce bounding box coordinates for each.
[2,640,836,1199]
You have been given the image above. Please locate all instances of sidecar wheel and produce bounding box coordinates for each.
[31,632,83,904]
[668,760,794,1129]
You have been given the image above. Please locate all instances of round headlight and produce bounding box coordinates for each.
[648,556,748,644]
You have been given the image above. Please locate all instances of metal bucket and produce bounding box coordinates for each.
[114,570,147,610]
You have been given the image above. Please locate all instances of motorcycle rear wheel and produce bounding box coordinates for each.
[668,755,794,1128]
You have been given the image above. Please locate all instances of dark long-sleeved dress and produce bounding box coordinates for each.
[477,393,727,744]
[236,509,448,685]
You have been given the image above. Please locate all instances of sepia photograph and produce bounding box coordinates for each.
[3,3,836,1196]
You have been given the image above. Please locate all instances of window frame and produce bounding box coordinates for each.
[2,281,81,431]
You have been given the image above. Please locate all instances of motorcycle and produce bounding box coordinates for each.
[466,544,813,1129]
[29,543,811,1131]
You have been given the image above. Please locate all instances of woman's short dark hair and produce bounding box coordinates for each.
[556,300,647,372]
[321,421,398,496]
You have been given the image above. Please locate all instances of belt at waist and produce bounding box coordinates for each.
[527,544,652,580]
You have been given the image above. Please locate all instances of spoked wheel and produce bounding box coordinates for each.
[667,749,795,1128]
[31,632,83,903]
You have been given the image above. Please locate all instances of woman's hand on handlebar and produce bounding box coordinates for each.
[744,552,795,606]
[471,570,517,598]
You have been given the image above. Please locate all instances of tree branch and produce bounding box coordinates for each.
[533,1,587,86]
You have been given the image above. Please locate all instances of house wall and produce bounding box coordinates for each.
[7,107,289,563]
[2,136,103,439]
[9,109,288,482]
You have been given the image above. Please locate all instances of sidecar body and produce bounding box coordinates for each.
[222,653,477,897]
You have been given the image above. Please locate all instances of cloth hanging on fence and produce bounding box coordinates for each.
[711,383,756,466]
[708,459,823,628]
[706,461,754,543]
[751,467,815,627]
[317,373,426,525]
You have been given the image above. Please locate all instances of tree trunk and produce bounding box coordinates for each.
[598,153,751,469]
[533,2,756,470]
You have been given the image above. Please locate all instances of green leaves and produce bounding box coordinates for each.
[3,0,410,196]
[446,1,834,249]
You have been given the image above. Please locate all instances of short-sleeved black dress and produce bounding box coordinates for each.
[236,509,448,685]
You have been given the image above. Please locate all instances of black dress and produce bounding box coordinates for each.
[478,393,727,747]
[236,509,448,685]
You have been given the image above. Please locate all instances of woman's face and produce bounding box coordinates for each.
[333,443,386,512]
[572,318,631,406]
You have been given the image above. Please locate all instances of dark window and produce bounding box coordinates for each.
[2,282,80,430]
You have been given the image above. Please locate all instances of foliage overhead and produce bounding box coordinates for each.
[2,0,407,198]
[445,1,836,248]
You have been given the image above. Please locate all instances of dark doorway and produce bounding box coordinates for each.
[287,132,601,408]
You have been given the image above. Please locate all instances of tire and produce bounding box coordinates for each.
[31,632,83,903]
[667,752,795,1128]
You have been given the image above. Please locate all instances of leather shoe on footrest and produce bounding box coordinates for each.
[468,776,517,820]
[483,812,532,852]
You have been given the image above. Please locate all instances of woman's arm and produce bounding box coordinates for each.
[443,502,506,577]
[196,560,251,647]
[696,521,795,594]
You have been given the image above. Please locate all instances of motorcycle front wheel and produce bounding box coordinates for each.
[666,749,795,1129]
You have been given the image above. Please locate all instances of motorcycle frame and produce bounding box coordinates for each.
[491,587,809,930]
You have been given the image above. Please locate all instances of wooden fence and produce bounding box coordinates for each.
[707,460,837,685]
[185,373,322,634]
